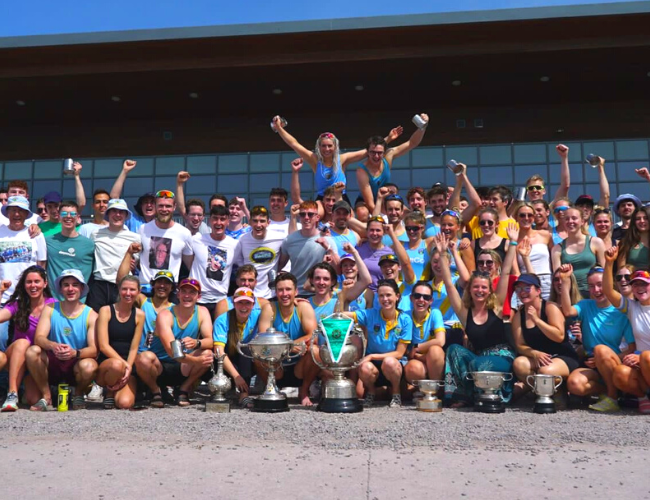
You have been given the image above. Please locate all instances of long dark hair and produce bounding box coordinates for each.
[618,207,648,263]
[7,265,52,333]
[226,308,240,356]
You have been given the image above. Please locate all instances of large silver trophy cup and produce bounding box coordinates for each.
[527,374,563,414]
[467,371,513,413]
[205,353,232,413]
[238,327,305,413]
[413,380,444,412]
[311,313,366,413]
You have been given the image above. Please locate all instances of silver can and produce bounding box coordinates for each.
[412,114,427,129]
[63,158,75,176]
[170,340,185,359]
[446,159,462,176]
[270,116,288,133]
[586,154,600,168]
[515,187,527,201]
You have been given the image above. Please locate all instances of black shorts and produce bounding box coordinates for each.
[157,360,213,387]
[370,359,403,387]
[554,354,580,373]
[277,363,303,389]
[86,279,118,313]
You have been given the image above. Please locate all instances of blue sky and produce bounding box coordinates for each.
[0,0,640,37]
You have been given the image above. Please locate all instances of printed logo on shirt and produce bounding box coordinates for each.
[58,247,76,257]
[0,241,33,263]
[62,326,72,337]
[373,324,380,333]
[250,247,276,265]
[206,246,227,281]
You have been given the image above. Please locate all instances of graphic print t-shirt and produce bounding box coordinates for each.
[138,222,193,284]
[234,231,284,299]
[0,226,47,302]
[189,233,238,303]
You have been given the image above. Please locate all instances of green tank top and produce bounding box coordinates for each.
[560,236,596,294]
[626,243,649,271]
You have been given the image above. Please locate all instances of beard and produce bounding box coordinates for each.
[156,213,172,224]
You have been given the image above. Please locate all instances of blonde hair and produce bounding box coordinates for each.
[314,133,341,175]
[462,273,497,310]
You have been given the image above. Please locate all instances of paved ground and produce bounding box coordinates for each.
[1,399,649,499]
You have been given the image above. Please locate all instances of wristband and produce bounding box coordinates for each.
[195,339,201,350]
[509,241,518,246]
[76,348,81,359]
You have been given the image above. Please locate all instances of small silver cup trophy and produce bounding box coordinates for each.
[63,158,75,176]
[205,353,232,413]
[526,374,563,414]
[311,313,366,413]
[467,371,513,413]
[170,339,185,360]
[413,380,444,412]
[238,327,305,413]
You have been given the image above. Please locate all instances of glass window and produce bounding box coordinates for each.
[616,161,648,182]
[391,152,411,169]
[185,175,216,196]
[412,168,443,188]
[250,173,280,193]
[4,161,32,181]
[217,175,248,194]
[617,182,649,201]
[218,155,248,174]
[93,159,125,178]
[123,177,154,198]
[62,179,91,200]
[281,152,298,172]
[345,171,358,191]
[390,170,411,190]
[412,148,442,168]
[514,165,549,185]
[479,145,511,165]
[75,159,94,177]
[298,173,313,192]
[546,142,582,163]
[567,162,584,183]
[186,155,216,175]
[93,178,116,194]
[445,146,477,166]
[479,166,512,186]
[155,157,185,176]
[582,141,614,162]
[154,176,177,193]
[127,157,154,177]
[514,144,546,164]
[34,160,63,180]
[250,153,280,173]
[32,180,58,200]
[616,140,649,161]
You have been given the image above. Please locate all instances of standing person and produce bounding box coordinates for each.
[135,278,214,407]
[138,190,193,285]
[24,269,98,411]
[616,207,649,270]
[277,201,337,294]
[593,207,614,250]
[0,181,42,227]
[267,187,291,237]
[186,204,238,318]
[525,144,571,207]
[257,273,318,406]
[0,266,56,411]
[551,207,605,298]
[110,160,155,232]
[355,216,393,291]
[234,206,284,299]
[95,275,145,409]
[78,190,111,238]
[401,211,435,283]
[549,197,571,245]
[86,199,140,310]
[0,197,47,304]
[35,198,48,222]
[377,192,408,245]
[174,171,210,236]
[440,209,476,274]
[471,207,508,266]
[514,203,553,299]
[272,116,402,205]
[425,185,450,236]
[440,232,517,408]
[226,197,251,240]
[531,200,552,231]
[611,193,642,245]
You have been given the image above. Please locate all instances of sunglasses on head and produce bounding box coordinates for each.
[412,292,432,301]
[156,190,175,199]
[385,194,403,202]
[235,289,255,298]
[442,209,460,220]
[587,266,605,276]
[479,220,495,227]
[553,206,569,214]
[594,207,610,215]
[527,185,544,192]
[472,270,491,278]
[179,278,199,288]
[368,215,385,224]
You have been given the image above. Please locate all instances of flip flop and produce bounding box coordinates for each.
[30,398,49,412]
[150,392,164,408]
[72,395,86,410]
[103,397,116,410]
[238,396,254,409]
[177,391,191,407]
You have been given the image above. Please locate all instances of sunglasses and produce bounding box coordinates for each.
[553,206,569,214]
[515,285,533,293]
[472,270,491,278]
[615,274,631,282]
[252,206,268,213]
[319,132,335,139]
[235,289,255,298]
[368,215,386,224]
[518,213,535,219]
[59,211,77,218]
[155,190,175,199]
[412,292,433,301]
[179,278,200,290]
[299,211,318,218]
[477,260,494,267]
[405,225,422,232]
[479,220,494,227]
[527,185,544,192]
[154,271,174,280]
[37,207,47,213]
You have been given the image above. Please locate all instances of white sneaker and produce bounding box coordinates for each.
[86,383,103,402]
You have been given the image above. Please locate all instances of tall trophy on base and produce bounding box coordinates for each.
[205,353,232,413]
[238,327,305,413]
[413,380,443,412]
[467,371,513,413]
[311,312,366,413]
[527,374,563,414]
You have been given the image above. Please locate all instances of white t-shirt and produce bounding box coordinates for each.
[79,222,110,239]
[189,233,238,303]
[0,226,47,302]
[234,230,285,298]
[268,217,293,271]
[620,296,650,352]
[138,221,193,284]
[91,226,141,282]
[0,212,42,227]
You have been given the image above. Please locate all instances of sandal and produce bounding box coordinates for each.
[150,392,164,409]
[103,397,116,410]
[72,395,86,410]
[30,398,49,412]
[177,390,190,407]
[238,396,254,409]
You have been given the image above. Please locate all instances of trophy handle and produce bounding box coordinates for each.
[310,342,328,370]
[501,373,513,382]
[526,375,535,390]
[285,341,306,362]
[350,325,367,369]
[236,342,254,359]
[553,376,563,390]
[465,373,474,381]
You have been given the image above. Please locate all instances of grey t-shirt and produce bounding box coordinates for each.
[280,232,334,294]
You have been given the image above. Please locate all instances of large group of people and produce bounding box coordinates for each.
[0,115,649,415]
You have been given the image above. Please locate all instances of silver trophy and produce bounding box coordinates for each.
[467,371,513,413]
[170,339,185,360]
[311,313,366,413]
[205,353,232,413]
[63,158,75,176]
[238,327,305,412]
[526,374,563,414]
[586,153,600,168]
[413,380,443,412]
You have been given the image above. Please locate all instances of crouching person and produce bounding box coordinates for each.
[25,269,98,411]
[135,278,213,407]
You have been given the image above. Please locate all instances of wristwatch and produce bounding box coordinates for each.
[195,339,201,350]
[75,348,81,359]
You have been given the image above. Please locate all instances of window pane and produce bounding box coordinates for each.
[154,176,177,192]
[479,145,511,165]
[412,168,442,188]
[583,141,614,162]
[566,162,584,183]
[514,165,548,185]
[412,148,442,168]
[156,157,185,176]
[547,142,582,163]
[123,177,154,198]
[32,180,58,200]
[249,173,281,193]
[445,146,477,166]
[62,179,91,200]
[479,166,512,186]
[514,144,546,164]
[616,161,648,182]
[218,155,248,174]
[186,155,216,175]
[34,160,63,180]
[217,175,248,194]
[93,178,117,194]
[93,158,125,178]
[618,182,649,202]
[281,152,298,172]
[250,153,280,173]
[390,170,411,191]
[4,161,32,181]
[616,140,649,161]
[392,152,411,169]
[184,175,216,196]
[128,157,154,177]
[75,159,94,177]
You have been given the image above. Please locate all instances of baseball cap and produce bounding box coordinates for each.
[233,287,255,303]
[1,196,32,218]
[575,195,594,207]
[43,191,62,205]
[332,200,352,213]
[179,278,201,293]
[134,192,155,217]
[514,274,541,288]
[630,270,650,285]
[104,198,132,221]
[378,254,399,266]
[151,270,175,284]
[54,269,89,298]
[340,253,356,263]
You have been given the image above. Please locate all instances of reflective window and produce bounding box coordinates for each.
[154,176,177,192]
[217,174,248,194]
[32,180,56,200]
[123,177,154,198]
[618,182,648,200]
[281,152,298,172]
[219,155,248,173]
[186,155,216,175]
[62,179,91,200]
[412,148,443,168]
[616,140,649,161]
[583,141,615,162]
[4,162,32,181]
[250,173,281,193]
[156,157,185,176]
[479,166,512,186]
[616,161,648,182]
[568,162,584,183]
[250,153,280,173]
[479,145,511,165]
[94,159,125,178]
[390,170,411,190]
[445,146,477,166]
[34,160,64,180]
[514,165,549,185]
[514,144,546,164]
[128,158,154,177]
[391,152,411,169]
[546,142,582,163]
[92,178,116,194]
[185,175,216,196]
[412,168,443,188]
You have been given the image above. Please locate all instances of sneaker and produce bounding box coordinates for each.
[638,396,650,415]
[389,394,402,408]
[86,383,103,403]
[589,395,620,413]
[1,392,19,412]
[363,393,375,408]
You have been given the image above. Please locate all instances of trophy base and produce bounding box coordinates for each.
[205,400,231,413]
[415,398,443,412]
[533,402,557,414]
[318,397,363,414]
[474,399,505,413]
[252,397,289,413]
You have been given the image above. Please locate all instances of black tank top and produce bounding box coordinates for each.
[521,300,578,360]
[466,308,508,351]
[474,238,507,267]
[107,304,137,360]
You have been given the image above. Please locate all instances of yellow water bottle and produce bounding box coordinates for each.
[57,384,69,412]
